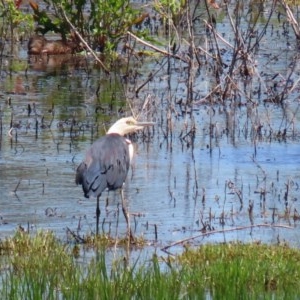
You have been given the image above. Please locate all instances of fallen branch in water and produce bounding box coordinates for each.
[66,227,85,243]
[127,31,188,63]
[60,7,110,74]
[161,223,294,252]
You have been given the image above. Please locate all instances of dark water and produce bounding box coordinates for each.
[0,1,300,257]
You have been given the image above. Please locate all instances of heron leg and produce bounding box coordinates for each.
[121,189,134,242]
[96,196,101,235]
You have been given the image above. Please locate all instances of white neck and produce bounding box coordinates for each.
[126,138,134,162]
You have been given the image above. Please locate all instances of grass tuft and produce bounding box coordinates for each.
[179,242,300,298]
[1,231,300,299]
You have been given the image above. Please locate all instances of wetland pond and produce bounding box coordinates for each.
[0,1,300,259]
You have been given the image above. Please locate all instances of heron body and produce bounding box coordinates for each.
[75,134,130,198]
[76,116,154,239]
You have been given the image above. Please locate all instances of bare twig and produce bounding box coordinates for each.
[60,7,110,74]
[203,0,223,65]
[13,179,21,194]
[66,227,85,243]
[127,31,188,63]
[161,223,293,252]
[279,0,300,39]
[135,60,168,97]
[193,82,223,105]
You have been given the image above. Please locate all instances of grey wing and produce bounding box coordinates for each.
[76,135,130,198]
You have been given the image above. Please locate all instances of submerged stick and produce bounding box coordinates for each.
[161,223,293,252]
[13,179,22,194]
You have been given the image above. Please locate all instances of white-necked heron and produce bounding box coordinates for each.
[75,116,154,240]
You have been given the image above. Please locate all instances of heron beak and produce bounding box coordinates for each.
[135,121,155,131]
[135,121,155,127]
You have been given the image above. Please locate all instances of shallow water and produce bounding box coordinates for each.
[0,1,300,258]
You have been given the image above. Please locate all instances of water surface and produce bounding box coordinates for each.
[0,1,300,257]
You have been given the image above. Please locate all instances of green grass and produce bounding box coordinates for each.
[1,230,300,299]
[179,242,300,299]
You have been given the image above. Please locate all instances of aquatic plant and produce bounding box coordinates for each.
[28,0,149,54]
[0,0,34,41]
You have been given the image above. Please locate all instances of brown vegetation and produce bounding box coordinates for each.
[27,33,82,55]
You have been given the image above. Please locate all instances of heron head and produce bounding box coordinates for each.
[107,116,154,136]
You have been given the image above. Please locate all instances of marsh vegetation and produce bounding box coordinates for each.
[1,230,300,298]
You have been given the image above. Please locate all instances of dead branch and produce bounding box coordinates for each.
[135,59,168,97]
[161,223,293,252]
[127,31,188,63]
[203,20,233,49]
[193,82,223,105]
[66,227,85,243]
[279,0,300,39]
[60,7,110,74]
